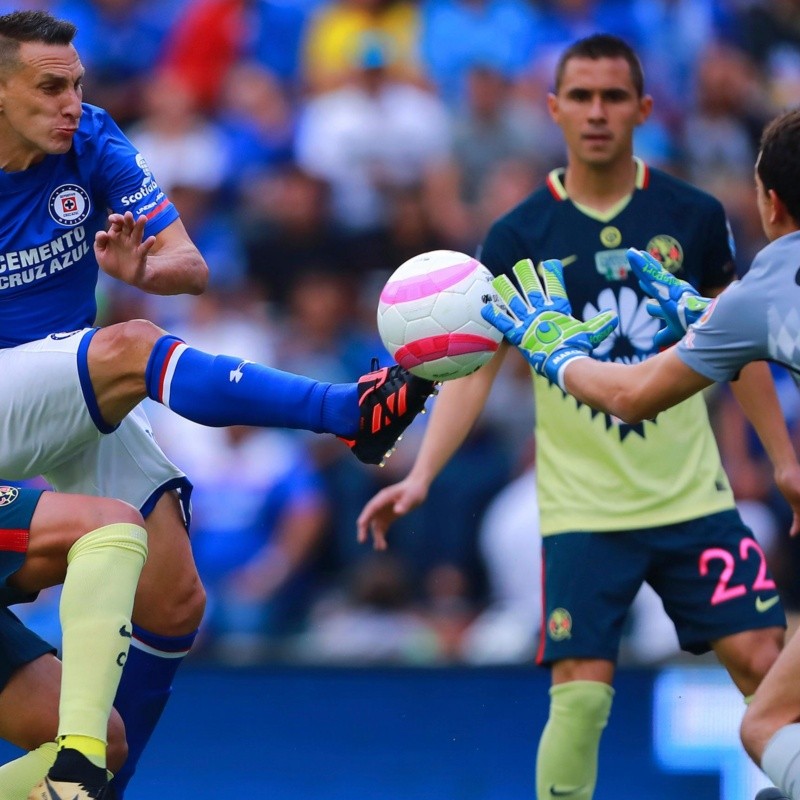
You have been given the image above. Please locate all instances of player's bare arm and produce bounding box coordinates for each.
[730,361,800,536]
[562,348,714,423]
[357,343,508,549]
[95,212,208,295]
[481,256,713,421]
[635,247,800,535]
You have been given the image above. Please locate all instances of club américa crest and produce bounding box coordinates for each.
[547,608,572,641]
[0,486,19,506]
[645,235,683,274]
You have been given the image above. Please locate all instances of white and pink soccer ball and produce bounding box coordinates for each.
[377,250,503,382]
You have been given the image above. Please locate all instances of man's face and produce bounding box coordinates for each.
[0,41,84,165]
[548,56,651,168]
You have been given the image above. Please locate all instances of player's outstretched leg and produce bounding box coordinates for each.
[341,359,437,465]
[755,789,791,800]
[143,335,435,462]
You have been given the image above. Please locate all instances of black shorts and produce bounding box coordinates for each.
[0,486,55,689]
[538,509,786,665]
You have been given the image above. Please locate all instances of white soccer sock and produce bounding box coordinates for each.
[762,723,800,798]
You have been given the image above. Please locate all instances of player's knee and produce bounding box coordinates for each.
[749,637,783,683]
[107,708,128,776]
[90,498,145,532]
[94,319,166,369]
[178,576,206,631]
[66,499,145,550]
[740,702,774,763]
[134,570,206,634]
[115,318,166,348]
[550,680,615,726]
[731,629,783,691]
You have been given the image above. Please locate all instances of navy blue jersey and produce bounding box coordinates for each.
[0,104,179,348]
[480,160,735,338]
[479,160,737,535]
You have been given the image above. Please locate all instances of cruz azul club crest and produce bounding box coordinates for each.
[49,184,91,226]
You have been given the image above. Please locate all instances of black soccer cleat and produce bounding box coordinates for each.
[27,776,114,800]
[755,789,791,800]
[28,748,114,800]
[344,359,436,465]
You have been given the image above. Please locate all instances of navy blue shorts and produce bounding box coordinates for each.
[0,486,55,689]
[538,509,786,665]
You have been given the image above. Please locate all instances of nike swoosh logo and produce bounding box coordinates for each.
[756,595,780,613]
[40,777,79,800]
[550,785,585,797]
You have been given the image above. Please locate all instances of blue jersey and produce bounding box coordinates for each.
[0,104,179,348]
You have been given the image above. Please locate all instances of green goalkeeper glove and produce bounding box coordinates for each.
[481,258,618,389]
[626,248,712,348]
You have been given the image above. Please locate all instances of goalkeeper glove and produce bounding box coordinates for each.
[481,258,618,390]
[627,248,711,348]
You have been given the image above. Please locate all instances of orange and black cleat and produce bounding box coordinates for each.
[343,359,436,465]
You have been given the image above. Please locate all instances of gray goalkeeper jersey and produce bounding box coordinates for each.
[678,230,800,382]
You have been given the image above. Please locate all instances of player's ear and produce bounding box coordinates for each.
[546,92,559,123]
[768,188,790,226]
[636,93,653,125]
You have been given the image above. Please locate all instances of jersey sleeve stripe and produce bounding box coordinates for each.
[0,529,28,553]
[145,198,172,220]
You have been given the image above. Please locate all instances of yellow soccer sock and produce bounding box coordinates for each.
[0,741,56,798]
[57,734,106,769]
[536,680,614,800]
[58,523,148,767]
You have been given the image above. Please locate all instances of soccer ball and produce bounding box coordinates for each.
[377,250,503,381]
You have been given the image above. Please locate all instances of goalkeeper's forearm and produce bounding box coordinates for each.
[730,361,798,474]
[560,349,713,423]
[408,344,508,486]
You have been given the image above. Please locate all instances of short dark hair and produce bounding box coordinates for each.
[0,11,76,75]
[555,34,645,97]
[758,107,800,225]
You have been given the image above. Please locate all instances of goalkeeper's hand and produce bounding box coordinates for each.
[481,258,618,390]
[627,248,712,348]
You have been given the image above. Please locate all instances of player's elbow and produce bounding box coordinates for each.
[607,387,656,425]
[187,255,209,295]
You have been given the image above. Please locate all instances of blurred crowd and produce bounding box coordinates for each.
[8,0,800,667]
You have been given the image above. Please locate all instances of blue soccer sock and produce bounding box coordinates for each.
[145,335,359,436]
[111,625,197,796]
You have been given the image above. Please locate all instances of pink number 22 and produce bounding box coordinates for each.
[699,537,776,606]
